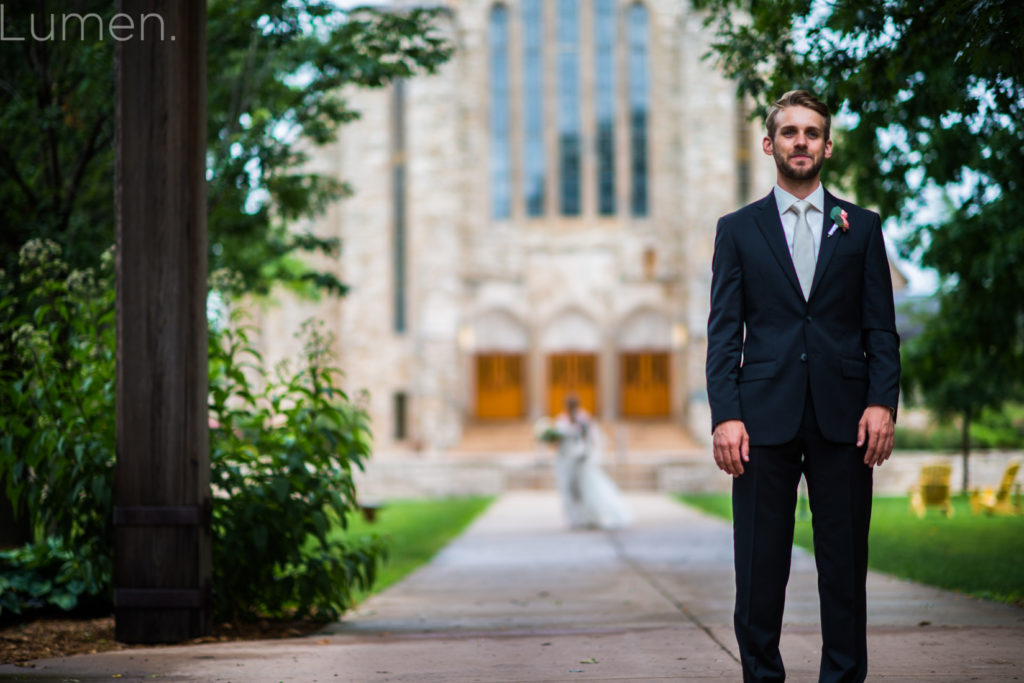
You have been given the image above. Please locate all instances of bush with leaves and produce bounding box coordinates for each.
[0,537,110,616]
[208,316,383,620]
[0,239,116,616]
[0,240,382,621]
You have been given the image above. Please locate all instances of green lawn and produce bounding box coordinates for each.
[679,493,1024,606]
[333,497,493,604]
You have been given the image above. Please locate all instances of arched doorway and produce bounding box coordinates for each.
[541,309,601,416]
[618,308,672,418]
[472,309,528,419]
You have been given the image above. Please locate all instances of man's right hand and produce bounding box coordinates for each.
[713,419,750,477]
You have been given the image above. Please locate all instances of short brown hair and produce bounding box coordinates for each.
[765,90,831,141]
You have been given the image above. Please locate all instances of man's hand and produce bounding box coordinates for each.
[857,405,895,467]
[713,419,750,477]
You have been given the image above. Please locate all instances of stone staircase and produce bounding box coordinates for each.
[356,419,716,501]
[452,419,701,455]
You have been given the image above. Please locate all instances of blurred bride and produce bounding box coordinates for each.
[544,395,631,530]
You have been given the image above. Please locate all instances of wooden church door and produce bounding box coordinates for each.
[620,351,670,418]
[475,353,524,419]
[547,353,597,416]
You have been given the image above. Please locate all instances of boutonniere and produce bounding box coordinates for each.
[827,206,850,238]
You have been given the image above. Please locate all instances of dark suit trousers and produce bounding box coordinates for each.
[732,392,873,683]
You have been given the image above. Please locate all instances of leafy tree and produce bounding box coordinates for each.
[204,1,451,295]
[693,0,1024,480]
[0,0,452,295]
[901,309,1020,490]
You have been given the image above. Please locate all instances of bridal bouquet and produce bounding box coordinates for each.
[533,417,562,444]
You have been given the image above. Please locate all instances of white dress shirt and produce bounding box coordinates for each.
[773,183,825,261]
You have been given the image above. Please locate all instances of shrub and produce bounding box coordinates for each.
[208,317,383,620]
[0,240,382,621]
[894,406,1024,451]
[0,240,116,615]
[0,537,109,615]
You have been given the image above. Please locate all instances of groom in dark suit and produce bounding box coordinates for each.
[706,90,900,682]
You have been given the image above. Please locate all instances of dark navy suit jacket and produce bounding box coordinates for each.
[706,190,901,446]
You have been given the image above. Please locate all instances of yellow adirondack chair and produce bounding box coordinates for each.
[909,461,954,518]
[969,459,1022,516]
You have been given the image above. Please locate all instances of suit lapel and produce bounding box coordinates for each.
[808,190,842,300]
[753,192,804,299]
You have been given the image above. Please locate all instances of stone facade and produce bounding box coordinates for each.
[250,0,778,452]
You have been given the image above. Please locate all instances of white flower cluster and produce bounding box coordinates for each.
[19,238,61,267]
[11,322,49,362]
[18,238,67,280]
[65,268,97,295]
[99,245,116,272]
[209,268,244,294]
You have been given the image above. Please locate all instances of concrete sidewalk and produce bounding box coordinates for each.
[2,492,1022,682]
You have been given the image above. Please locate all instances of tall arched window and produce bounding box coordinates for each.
[521,0,546,217]
[627,3,649,217]
[557,0,581,216]
[594,0,616,216]
[489,4,511,219]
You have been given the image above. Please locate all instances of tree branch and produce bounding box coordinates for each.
[59,113,110,234]
[0,144,38,208]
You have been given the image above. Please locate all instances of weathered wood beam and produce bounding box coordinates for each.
[114,0,210,644]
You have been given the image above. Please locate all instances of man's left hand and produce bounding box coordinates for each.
[857,405,895,467]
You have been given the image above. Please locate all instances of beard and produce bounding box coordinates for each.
[774,148,824,180]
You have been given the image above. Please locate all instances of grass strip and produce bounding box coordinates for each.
[334,497,494,603]
[678,493,1024,606]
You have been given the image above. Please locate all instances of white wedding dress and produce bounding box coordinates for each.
[553,413,632,530]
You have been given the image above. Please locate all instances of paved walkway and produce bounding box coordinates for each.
[2,492,1022,682]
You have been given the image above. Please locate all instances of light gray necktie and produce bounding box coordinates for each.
[790,200,815,299]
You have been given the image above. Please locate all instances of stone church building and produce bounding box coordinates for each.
[252,0,780,453]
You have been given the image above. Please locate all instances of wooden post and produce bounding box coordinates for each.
[114,0,210,643]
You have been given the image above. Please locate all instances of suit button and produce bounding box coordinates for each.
[800,353,808,362]
[806,316,813,323]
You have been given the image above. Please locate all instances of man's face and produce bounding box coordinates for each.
[763,105,833,181]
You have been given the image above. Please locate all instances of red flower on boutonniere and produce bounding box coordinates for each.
[827,206,850,238]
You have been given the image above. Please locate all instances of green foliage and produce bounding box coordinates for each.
[969,405,1024,449]
[208,317,384,620]
[895,406,1024,451]
[692,0,1024,424]
[203,1,452,296]
[0,240,384,621]
[0,1,452,296]
[0,538,108,616]
[893,423,964,451]
[0,239,117,615]
[335,497,494,603]
[679,493,1024,605]
[0,3,115,273]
